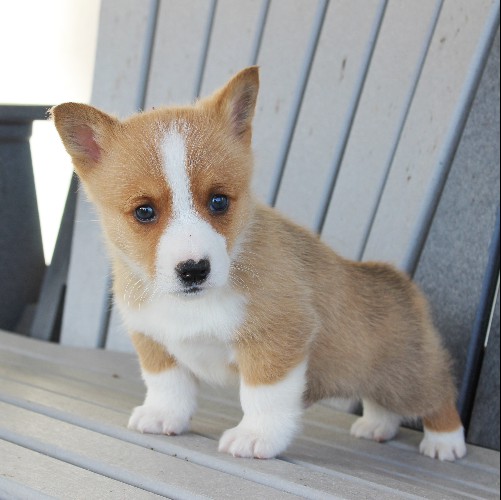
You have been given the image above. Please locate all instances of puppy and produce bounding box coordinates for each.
[52,66,466,461]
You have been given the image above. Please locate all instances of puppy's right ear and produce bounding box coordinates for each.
[50,103,118,170]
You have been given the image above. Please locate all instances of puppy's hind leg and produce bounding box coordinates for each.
[350,399,401,443]
[420,401,466,461]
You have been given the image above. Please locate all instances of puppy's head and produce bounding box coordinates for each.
[52,67,259,298]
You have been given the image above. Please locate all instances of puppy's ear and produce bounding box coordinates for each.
[51,103,118,171]
[207,66,259,142]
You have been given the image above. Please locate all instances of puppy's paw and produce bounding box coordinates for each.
[218,423,286,459]
[128,404,190,436]
[419,427,466,461]
[350,414,400,442]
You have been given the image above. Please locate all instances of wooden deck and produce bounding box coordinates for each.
[0,330,499,499]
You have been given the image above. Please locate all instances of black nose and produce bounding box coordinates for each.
[175,259,211,286]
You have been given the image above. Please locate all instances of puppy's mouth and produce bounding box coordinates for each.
[176,285,208,297]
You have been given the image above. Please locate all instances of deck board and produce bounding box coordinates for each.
[0,440,165,500]
[0,330,499,499]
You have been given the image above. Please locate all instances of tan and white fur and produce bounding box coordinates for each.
[52,67,466,461]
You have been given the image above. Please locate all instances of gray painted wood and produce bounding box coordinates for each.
[30,175,78,342]
[145,0,216,108]
[199,0,266,96]
[0,403,298,499]
[0,107,46,332]
[361,0,499,272]
[0,440,164,500]
[0,331,499,499]
[320,0,440,258]
[60,0,159,347]
[274,0,384,231]
[60,193,111,347]
[251,0,322,203]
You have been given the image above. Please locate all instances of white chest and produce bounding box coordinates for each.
[167,338,237,385]
[116,287,246,385]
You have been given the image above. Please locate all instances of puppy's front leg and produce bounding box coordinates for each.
[219,361,307,458]
[128,332,198,435]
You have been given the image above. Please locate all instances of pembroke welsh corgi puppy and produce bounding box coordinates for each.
[52,66,466,461]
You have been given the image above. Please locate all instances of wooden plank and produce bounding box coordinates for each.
[0,388,424,500]
[144,0,216,108]
[194,397,500,499]
[0,402,300,499]
[274,0,384,231]
[1,366,499,500]
[0,352,142,399]
[199,0,266,96]
[0,440,163,500]
[91,0,159,114]
[3,357,499,483]
[362,0,499,271]
[60,0,159,348]
[251,0,323,203]
[60,194,111,348]
[0,333,499,498]
[30,175,78,341]
[0,330,140,380]
[320,0,440,258]
[0,398,345,500]
[4,330,501,493]
[0,360,142,412]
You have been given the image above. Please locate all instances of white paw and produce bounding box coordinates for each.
[350,415,400,442]
[218,423,287,459]
[128,404,190,436]
[419,427,467,461]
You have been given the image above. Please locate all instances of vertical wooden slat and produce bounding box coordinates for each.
[199,0,266,96]
[274,0,384,231]
[60,0,159,347]
[250,0,323,203]
[193,0,218,99]
[320,0,441,259]
[268,0,329,206]
[249,0,271,66]
[144,0,217,108]
[90,0,160,115]
[30,175,78,342]
[362,0,499,272]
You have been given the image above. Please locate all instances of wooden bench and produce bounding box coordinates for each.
[3,0,499,497]
[1,329,499,498]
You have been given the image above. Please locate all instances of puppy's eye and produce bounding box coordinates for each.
[209,194,229,214]
[134,205,156,223]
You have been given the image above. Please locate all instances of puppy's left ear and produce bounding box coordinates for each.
[208,66,259,142]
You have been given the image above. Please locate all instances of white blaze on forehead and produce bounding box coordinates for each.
[156,125,231,293]
[161,127,192,216]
